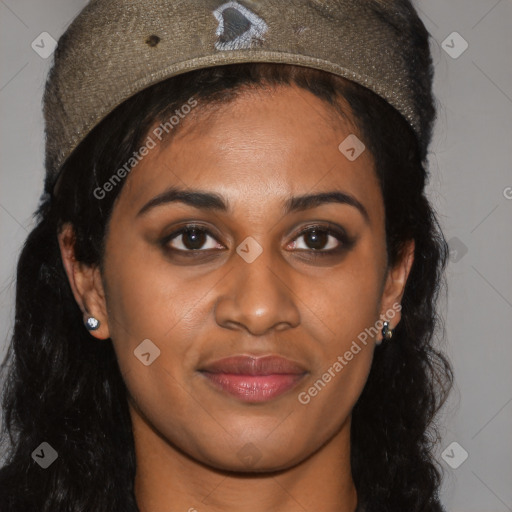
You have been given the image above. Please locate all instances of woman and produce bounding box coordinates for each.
[0,1,453,511]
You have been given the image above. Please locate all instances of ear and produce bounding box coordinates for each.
[378,239,415,337]
[57,222,110,340]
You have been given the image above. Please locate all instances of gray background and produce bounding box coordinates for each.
[1,1,511,510]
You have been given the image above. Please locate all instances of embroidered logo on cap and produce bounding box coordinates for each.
[213,1,268,51]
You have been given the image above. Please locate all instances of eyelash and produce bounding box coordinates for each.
[161,223,355,258]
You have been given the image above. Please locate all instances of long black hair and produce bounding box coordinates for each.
[0,45,453,512]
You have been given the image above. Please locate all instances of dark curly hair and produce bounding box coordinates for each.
[0,12,453,510]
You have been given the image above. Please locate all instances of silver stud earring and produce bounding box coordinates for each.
[85,316,100,331]
[381,321,393,341]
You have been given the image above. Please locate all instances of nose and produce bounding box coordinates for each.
[214,247,301,336]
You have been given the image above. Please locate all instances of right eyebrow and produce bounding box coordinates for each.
[137,187,228,218]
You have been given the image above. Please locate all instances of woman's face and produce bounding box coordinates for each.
[62,84,412,472]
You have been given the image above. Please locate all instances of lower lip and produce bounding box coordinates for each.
[199,372,306,403]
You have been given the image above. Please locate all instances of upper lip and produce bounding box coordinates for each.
[198,355,307,375]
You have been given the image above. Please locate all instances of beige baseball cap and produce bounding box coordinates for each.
[43,0,435,193]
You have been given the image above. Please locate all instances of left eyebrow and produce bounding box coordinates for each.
[284,191,370,224]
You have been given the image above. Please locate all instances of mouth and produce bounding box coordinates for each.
[197,355,308,403]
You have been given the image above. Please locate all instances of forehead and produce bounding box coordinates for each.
[115,84,379,213]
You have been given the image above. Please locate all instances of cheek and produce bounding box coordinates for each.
[306,246,385,347]
[102,234,215,377]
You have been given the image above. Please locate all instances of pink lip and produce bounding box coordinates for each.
[198,355,308,403]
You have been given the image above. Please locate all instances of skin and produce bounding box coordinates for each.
[58,84,414,512]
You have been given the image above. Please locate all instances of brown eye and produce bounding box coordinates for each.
[165,226,223,252]
[291,227,343,251]
[182,228,207,249]
[302,228,330,250]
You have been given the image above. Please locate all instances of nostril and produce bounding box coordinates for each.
[145,35,161,47]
